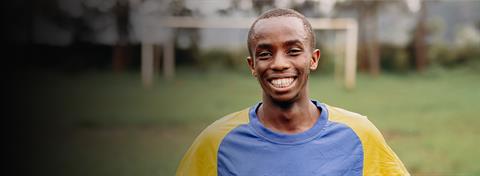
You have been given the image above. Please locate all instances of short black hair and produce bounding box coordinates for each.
[247,8,315,57]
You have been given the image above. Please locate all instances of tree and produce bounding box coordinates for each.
[359,1,381,76]
[112,0,131,72]
[337,0,384,76]
[412,0,428,72]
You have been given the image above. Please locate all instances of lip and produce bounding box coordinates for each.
[266,75,297,92]
[266,74,298,81]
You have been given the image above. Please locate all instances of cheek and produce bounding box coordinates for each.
[254,62,268,74]
[298,57,312,72]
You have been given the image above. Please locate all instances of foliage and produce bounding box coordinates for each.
[198,48,249,72]
[379,41,480,73]
[380,44,411,73]
[314,43,336,75]
[429,43,480,70]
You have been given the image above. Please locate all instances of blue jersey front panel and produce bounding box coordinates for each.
[217,101,364,176]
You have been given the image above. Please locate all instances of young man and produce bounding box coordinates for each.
[176,8,409,176]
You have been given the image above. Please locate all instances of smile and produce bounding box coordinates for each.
[269,77,296,88]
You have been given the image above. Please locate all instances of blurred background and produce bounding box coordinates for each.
[4,0,479,175]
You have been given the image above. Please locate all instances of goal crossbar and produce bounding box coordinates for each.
[142,17,357,89]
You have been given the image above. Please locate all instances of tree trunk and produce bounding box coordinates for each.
[357,2,380,76]
[357,5,369,72]
[367,5,380,76]
[112,0,130,72]
[112,44,130,72]
[414,1,428,72]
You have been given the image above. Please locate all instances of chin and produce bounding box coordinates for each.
[267,92,300,105]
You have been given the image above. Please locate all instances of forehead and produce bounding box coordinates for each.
[251,16,308,46]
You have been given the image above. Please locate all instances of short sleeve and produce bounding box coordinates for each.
[327,105,410,176]
[176,109,250,176]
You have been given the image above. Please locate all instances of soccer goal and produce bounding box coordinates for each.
[141,17,357,89]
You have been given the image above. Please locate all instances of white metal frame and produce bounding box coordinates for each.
[142,17,357,89]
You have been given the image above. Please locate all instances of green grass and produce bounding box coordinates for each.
[17,68,480,176]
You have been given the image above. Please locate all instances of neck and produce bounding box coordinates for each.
[258,97,320,134]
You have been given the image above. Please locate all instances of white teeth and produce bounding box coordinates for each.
[270,78,294,88]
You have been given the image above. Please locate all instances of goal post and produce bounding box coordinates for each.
[141,17,357,89]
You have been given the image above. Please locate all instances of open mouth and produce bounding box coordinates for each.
[269,77,296,89]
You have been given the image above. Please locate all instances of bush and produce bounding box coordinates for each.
[380,44,411,73]
[429,44,480,69]
[199,48,249,71]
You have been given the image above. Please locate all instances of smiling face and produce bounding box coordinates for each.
[247,16,320,104]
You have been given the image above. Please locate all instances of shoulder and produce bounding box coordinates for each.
[200,108,250,140]
[176,108,251,176]
[188,108,250,150]
[325,104,410,175]
[326,105,376,135]
[325,104,385,147]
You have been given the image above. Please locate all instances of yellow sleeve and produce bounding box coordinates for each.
[327,105,410,176]
[176,109,250,176]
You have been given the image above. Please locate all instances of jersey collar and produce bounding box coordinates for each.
[248,100,329,145]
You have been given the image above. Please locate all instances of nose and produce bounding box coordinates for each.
[270,54,290,71]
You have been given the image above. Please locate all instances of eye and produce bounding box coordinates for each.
[287,48,302,56]
[257,51,272,59]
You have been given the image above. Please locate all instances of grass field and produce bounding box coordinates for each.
[15,67,480,176]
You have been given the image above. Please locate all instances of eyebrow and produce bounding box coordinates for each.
[255,39,303,50]
[255,43,272,51]
[283,39,303,47]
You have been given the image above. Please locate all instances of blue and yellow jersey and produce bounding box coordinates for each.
[176,100,409,176]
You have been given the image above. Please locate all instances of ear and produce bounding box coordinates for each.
[309,49,320,70]
[247,56,257,77]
